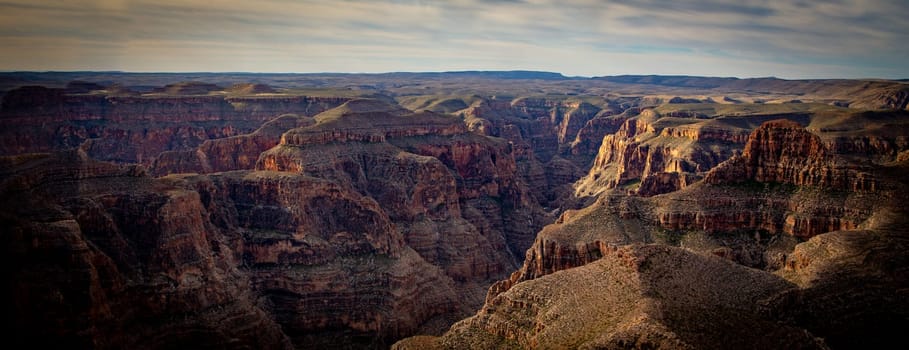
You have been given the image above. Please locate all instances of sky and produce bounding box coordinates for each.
[0,0,907,79]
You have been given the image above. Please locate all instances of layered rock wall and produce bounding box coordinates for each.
[189,171,462,346]
[0,86,350,166]
[705,119,878,192]
[1,151,291,349]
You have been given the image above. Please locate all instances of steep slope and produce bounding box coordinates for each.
[400,116,909,349]
[0,84,351,166]
[496,118,896,294]
[396,245,824,349]
[0,149,479,349]
[259,99,544,268]
[181,171,461,348]
[0,150,291,349]
[427,95,622,208]
[1,97,558,348]
[4,74,908,349]
[150,113,316,176]
[577,104,908,198]
[704,119,877,191]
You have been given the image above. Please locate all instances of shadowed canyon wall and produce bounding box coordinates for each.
[2,73,908,349]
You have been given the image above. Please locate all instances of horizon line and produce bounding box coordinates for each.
[0,70,905,82]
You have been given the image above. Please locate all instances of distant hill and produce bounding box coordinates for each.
[378,70,569,80]
[598,75,775,89]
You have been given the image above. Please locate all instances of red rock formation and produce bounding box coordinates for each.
[460,96,620,208]
[398,127,909,350]
[1,150,291,349]
[258,99,545,266]
[5,75,909,349]
[825,134,909,160]
[659,123,751,143]
[637,171,697,196]
[149,114,316,176]
[576,109,878,197]
[652,184,870,238]
[579,109,726,196]
[0,150,477,348]
[568,112,626,156]
[504,98,603,161]
[556,102,601,145]
[704,119,878,191]
[406,137,543,261]
[0,85,351,167]
[487,116,896,300]
[186,171,463,346]
[398,245,825,350]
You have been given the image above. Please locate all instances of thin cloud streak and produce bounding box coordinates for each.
[0,0,905,78]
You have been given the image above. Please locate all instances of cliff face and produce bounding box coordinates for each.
[0,150,477,348]
[400,114,909,350]
[6,75,909,349]
[0,85,350,166]
[160,98,548,344]
[258,99,543,272]
[155,97,565,345]
[186,171,461,347]
[1,151,291,349]
[396,245,824,350]
[576,109,751,197]
[576,107,909,198]
[489,117,892,300]
[704,119,878,191]
[568,112,626,156]
[458,96,623,207]
[149,114,316,176]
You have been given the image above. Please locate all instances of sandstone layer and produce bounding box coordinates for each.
[0,84,350,166]
[1,150,292,349]
[0,149,484,348]
[258,99,544,268]
[577,105,908,198]
[396,245,825,349]
[4,73,909,349]
[400,114,909,349]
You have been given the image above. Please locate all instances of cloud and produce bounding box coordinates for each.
[0,0,906,78]
[612,0,777,17]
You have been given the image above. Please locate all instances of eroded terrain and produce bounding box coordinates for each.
[2,72,907,349]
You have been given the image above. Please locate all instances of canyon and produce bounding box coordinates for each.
[1,71,907,349]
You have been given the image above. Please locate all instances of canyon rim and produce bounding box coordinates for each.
[1,71,907,349]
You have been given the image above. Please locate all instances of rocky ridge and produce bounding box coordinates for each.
[3,74,909,349]
[396,245,827,349]
[398,115,909,349]
[0,96,553,348]
[0,84,351,165]
[0,148,475,348]
[576,108,809,197]
[258,99,545,267]
[1,150,292,349]
[150,113,317,176]
[704,119,878,191]
[184,170,461,347]
[490,118,899,298]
